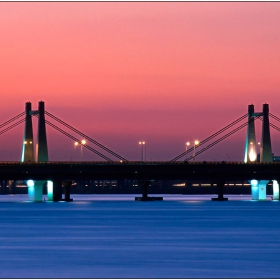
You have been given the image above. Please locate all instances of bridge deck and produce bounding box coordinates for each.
[0,161,280,181]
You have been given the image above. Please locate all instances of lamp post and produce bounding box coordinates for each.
[193,140,199,162]
[185,142,190,160]
[139,141,146,161]
[258,142,261,162]
[81,139,86,160]
[74,141,79,160]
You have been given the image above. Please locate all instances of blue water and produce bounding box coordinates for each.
[0,195,279,278]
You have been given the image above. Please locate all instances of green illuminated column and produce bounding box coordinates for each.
[250,179,259,200]
[272,180,279,200]
[258,180,268,200]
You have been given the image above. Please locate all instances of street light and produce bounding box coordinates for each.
[139,141,146,161]
[193,140,199,162]
[258,142,261,162]
[81,139,86,160]
[74,141,79,160]
[185,142,190,160]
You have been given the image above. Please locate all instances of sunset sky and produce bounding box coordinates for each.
[1,2,280,161]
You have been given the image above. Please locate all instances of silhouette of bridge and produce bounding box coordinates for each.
[1,101,280,202]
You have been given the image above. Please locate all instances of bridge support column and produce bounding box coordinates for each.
[52,180,62,202]
[1,180,6,195]
[258,180,268,200]
[272,180,279,200]
[63,180,73,202]
[47,181,54,201]
[250,179,268,200]
[250,179,259,200]
[135,181,163,201]
[27,180,43,202]
[211,181,228,201]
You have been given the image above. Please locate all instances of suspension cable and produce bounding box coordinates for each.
[171,113,248,161]
[184,114,262,162]
[45,111,127,162]
[257,115,280,132]
[269,113,280,123]
[0,117,26,136]
[33,115,113,161]
[0,112,26,129]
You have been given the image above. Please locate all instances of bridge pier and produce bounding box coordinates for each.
[211,181,228,201]
[27,180,44,202]
[250,179,270,200]
[1,180,6,194]
[135,181,163,201]
[62,180,73,202]
[52,180,62,202]
[272,180,279,200]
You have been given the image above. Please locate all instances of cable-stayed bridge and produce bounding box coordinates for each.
[1,101,280,202]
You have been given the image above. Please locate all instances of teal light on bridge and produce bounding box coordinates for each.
[273,180,279,200]
[47,181,53,201]
[250,179,259,200]
[27,180,35,201]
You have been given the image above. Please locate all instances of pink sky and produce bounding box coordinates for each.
[0,2,280,161]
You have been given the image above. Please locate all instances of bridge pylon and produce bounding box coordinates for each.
[21,102,34,162]
[247,103,277,200]
[36,101,49,162]
[244,104,257,163]
[260,103,273,162]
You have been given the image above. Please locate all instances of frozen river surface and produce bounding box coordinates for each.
[0,194,279,278]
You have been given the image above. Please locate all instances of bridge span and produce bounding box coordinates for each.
[1,161,280,181]
[2,101,280,201]
[1,161,280,201]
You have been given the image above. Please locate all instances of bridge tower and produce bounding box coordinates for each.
[24,101,63,202]
[21,102,34,162]
[255,104,274,200]
[244,104,257,163]
[260,104,273,162]
[26,101,48,201]
[36,101,48,162]
[248,103,277,200]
